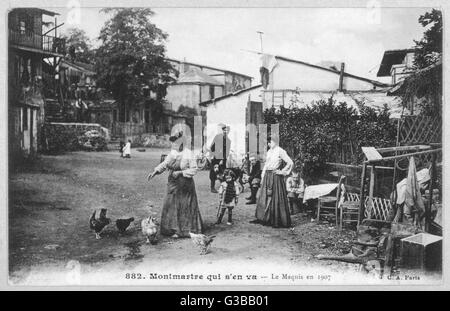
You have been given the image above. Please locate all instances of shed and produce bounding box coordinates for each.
[200,84,263,159]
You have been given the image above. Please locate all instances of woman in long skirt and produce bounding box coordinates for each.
[255,136,293,228]
[147,132,203,238]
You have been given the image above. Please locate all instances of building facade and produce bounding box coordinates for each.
[166,58,253,114]
[8,8,65,159]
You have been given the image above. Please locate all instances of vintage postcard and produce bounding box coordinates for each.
[1,0,448,290]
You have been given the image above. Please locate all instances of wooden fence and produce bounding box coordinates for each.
[399,115,441,145]
[111,122,148,137]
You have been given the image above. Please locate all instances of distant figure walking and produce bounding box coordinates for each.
[119,141,125,157]
[122,139,131,158]
[255,136,293,228]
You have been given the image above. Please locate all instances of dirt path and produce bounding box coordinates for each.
[9,149,376,285]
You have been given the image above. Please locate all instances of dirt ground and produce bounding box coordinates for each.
[8,148,390,285]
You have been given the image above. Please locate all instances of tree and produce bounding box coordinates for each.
[95,8,175,122]
[413,9,442,69]
[62,28,95,63]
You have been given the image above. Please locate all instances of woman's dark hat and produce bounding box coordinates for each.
[169,131,183,142]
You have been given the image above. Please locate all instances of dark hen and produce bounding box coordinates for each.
[116,217,135,232]
[89,209,111,239]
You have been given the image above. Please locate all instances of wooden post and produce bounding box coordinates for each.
[425,152,437,232]
[368,165,375,219]
[358,162,368,225]
[339,62,345,92]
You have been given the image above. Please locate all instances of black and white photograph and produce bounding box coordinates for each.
[2,0,447,288]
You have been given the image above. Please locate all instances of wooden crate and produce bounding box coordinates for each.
[400,233,442,271]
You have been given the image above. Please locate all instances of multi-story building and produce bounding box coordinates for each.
[165,58,253,114]
[111,58,253,137]
[8,8,65,160]
[377,48,416,84]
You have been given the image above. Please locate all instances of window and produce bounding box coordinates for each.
[19,21,26,34]
[209,85,215,99]
[18,13,32,34]
[22,107,28,131]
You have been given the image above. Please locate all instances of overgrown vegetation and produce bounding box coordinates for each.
[400,9,443,117]
[95,8,175,122]
[264,97,397,179]
[413,9,442,70]
[401,63,442,116]
[43,124,108,154]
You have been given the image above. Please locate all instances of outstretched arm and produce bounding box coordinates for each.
[147,153,172,180]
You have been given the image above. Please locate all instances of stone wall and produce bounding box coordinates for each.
[126,133,172,148]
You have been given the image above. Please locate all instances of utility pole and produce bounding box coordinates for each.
[257,31,264,53]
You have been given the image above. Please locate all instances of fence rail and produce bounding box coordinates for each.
[111,122,149,137]
[399,115,441,145]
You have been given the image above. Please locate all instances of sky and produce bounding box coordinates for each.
[43,6,433,83]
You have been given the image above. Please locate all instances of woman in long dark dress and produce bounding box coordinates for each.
[147,133,203,238]
[255,136,293,228]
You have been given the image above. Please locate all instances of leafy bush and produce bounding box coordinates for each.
[43,124,109,154]
[77,130,108,151]
[264,97,397,179]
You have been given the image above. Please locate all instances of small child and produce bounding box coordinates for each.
[119,141,125,157]
[217,169,241,225]
[122,139,131,158]
[286,169,305,214]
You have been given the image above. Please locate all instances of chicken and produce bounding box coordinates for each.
[89,208,111,239]
[116,217,135,233]
[141,216,158,244]
[189,232,216,255]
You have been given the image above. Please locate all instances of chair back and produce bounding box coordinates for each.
[335,175,346,208]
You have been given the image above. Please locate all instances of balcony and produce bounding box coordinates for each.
[9,28,65,56]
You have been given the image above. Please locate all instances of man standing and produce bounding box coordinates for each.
[208,124,231,193]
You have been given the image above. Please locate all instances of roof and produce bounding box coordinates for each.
[274,55,390,87]
[38,8,60,16]
[200,84,263,106]
[10,8,60,16]
[177,67,222,86]
[377,48,416,77]
[166,58,253,80]
[61,60,96,75]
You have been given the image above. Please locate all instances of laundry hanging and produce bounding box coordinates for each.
[260,54,278,89]
[403,156,426,223]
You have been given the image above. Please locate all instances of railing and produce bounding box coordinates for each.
[9,28,66,54]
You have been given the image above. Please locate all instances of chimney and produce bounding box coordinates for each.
[339,62,345,92]
[180,57,186,73]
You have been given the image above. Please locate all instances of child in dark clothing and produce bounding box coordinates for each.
[217,169,241,225]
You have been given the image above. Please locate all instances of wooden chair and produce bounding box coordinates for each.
[316,175,346,226]
[339,190,361,230]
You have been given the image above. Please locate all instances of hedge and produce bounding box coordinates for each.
[263,97,397,179]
